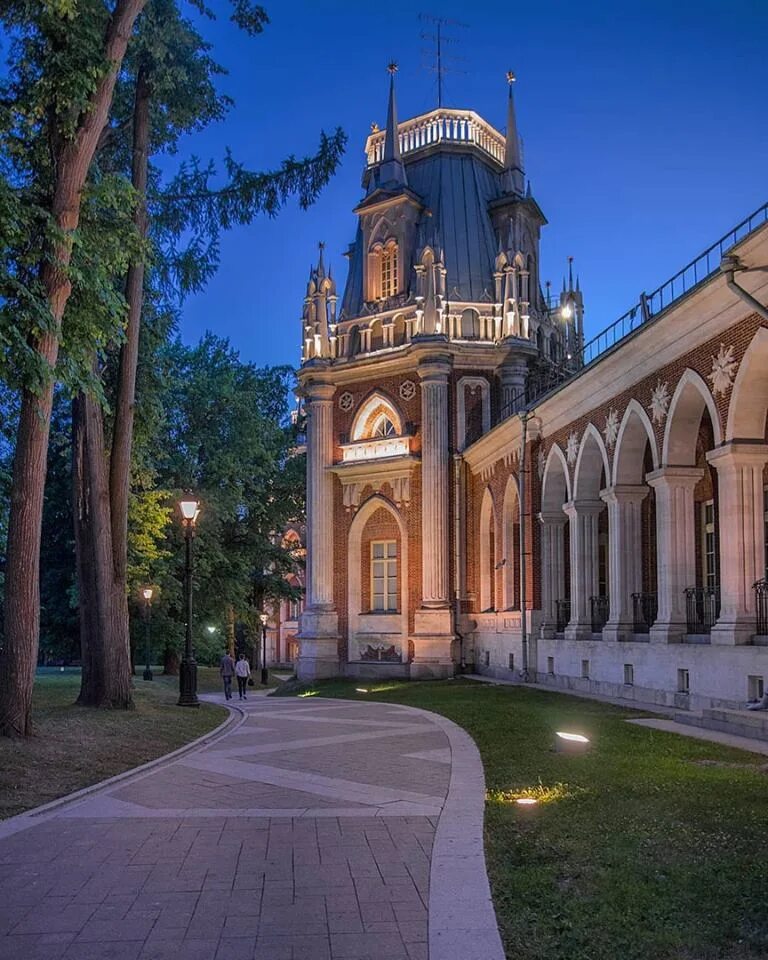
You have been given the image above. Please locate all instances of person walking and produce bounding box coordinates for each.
[235,653,251,700]
[219,649,235,700]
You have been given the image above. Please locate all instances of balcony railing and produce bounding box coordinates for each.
[590,595,609,634]
[631,592,658,634]
[754,579,768,635]
[365,108,506,167]
[339,435,411,463]
[685,586,721,635]
[498,199,768,424]
[555,599,570,634]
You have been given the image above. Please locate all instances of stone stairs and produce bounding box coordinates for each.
[674,707,768,742]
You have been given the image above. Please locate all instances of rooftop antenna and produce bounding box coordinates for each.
[419,13,468,108]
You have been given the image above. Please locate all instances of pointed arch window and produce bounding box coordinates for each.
[381,241,398,299]
[371,414,397,438]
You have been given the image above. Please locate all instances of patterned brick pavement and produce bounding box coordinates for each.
[0,696,503,960]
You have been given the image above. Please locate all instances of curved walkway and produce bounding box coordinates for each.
[0,696,503,960]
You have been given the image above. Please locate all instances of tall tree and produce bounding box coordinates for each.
[0,0,148,736]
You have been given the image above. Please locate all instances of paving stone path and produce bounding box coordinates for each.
[0,695,504,960]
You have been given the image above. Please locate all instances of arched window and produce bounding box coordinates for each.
[381,241,398,298]
[371,414,396,438]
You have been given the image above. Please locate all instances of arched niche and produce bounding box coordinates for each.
[479,487,497,612]
[351,392,404,441]
[501,474,520,609]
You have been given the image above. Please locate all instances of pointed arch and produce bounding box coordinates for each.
[479,486,497,612]
[613,399,659,485]
[662,369,722,465]
[573,424,610,500]
[348,494,408,661]
[351,391,404,441]
[541,444,571,513]
[501,474,520,609]
[726,327,768,441]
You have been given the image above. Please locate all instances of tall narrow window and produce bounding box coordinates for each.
[371,541,397,612]
[381,243,398,299]
[702,500,717,590]
[763,486,768,579]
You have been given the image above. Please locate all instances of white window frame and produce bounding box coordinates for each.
[370,540,398,612]
[702,499,717,590]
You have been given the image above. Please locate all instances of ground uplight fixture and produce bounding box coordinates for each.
[515,797,538,806]
[555,731,591,755]
[355,688,369,694]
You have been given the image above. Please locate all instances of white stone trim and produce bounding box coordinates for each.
[726,326,768,441]
[612,398,659,485]
[662,368,722,466]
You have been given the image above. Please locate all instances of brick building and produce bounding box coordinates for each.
[296,68,768,711]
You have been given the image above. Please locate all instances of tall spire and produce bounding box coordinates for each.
[503,71,524,195]
[379,62,407,187]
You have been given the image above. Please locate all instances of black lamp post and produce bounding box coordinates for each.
[259,612,268,685]
[142,586,153,681]
[178,494,200,708]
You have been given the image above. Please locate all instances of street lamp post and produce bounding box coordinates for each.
[142,587,153,681]
[259,612,268,685]
[178,494,201,708]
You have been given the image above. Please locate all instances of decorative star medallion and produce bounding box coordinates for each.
[708,343,738,396]
[649,381,670,425]
[604,408,619,449]
[566,431,579,466]
[338,391,354,412]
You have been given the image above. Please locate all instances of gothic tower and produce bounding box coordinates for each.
[297,69,578,680]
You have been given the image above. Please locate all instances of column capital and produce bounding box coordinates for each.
[600,484,649,506]
[303,381,336,403]
[563,499,604,518]
[538,511,567,527]
[417,355,452,382]
[706,441,768,469]
[645,466,703,490]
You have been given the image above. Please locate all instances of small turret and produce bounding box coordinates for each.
[559,256,584,363]
[379,63,407,188]
[302,242,337,361]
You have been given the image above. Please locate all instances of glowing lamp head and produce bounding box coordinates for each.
[259,613,268,626]
[142,587,153,602]
[561,303,573,320]
[206,625,216,634]
[179,494,200,525]
[555,731,591,754]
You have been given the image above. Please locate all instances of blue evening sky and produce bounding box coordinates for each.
[180,0,768,369]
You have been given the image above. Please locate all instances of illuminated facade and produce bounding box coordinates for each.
[297,68,768,713]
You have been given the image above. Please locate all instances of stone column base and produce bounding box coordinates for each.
[411,609,455,679]
[602,621,634,643]
[711,618,757,646]
[297,610,340,681]
[564,621,594,641]
[649,621,686,644]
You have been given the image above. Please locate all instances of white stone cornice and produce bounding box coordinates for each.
[329,455,419,511]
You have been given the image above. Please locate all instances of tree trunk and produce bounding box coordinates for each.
[110,64,151,586]
[163,645,179,676]
[226,604,236,657]
[0,0,148,737]
[75,391,134,708]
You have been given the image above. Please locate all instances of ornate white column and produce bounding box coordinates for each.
[412,355,454,678]
[601,485,648,641]
[539,512,566,638]
[297,380,339,679]
[707,443,768,644]
[563,500,603,639]
[647,467,702,644]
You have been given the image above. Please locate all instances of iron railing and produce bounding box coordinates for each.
[498,200,768,424]
[685,586,721,635]
[555,599,571,634]
[631,592,658,634]
[754,579,768,635]
[590,595,609,634]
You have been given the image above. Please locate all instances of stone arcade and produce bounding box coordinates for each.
[296,69,768,712]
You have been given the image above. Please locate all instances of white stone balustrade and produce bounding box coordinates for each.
[366,109,506,167]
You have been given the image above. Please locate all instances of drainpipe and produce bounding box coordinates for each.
[453,453,465,671]
[519,410,529,681]
[721,255,768,322]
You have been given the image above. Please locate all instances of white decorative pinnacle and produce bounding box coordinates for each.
[708,343,738,396]
[338,391,354,412]
[604,408,619,449]
[537,446,546,481]
[399,379,416,401]
[566,431,579,466]
[649,381,670,425]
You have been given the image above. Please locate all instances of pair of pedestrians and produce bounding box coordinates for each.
[219,650,252,700]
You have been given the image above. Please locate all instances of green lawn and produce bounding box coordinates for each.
[273,677,768,960]
[0,667,230,820]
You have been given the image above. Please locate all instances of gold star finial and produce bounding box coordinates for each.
[387,61,399,76]
[507,70,516,85]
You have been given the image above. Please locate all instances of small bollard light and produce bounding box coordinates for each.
[515,797,538,807]
[355,687,369,694]
[554,731,591,755]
